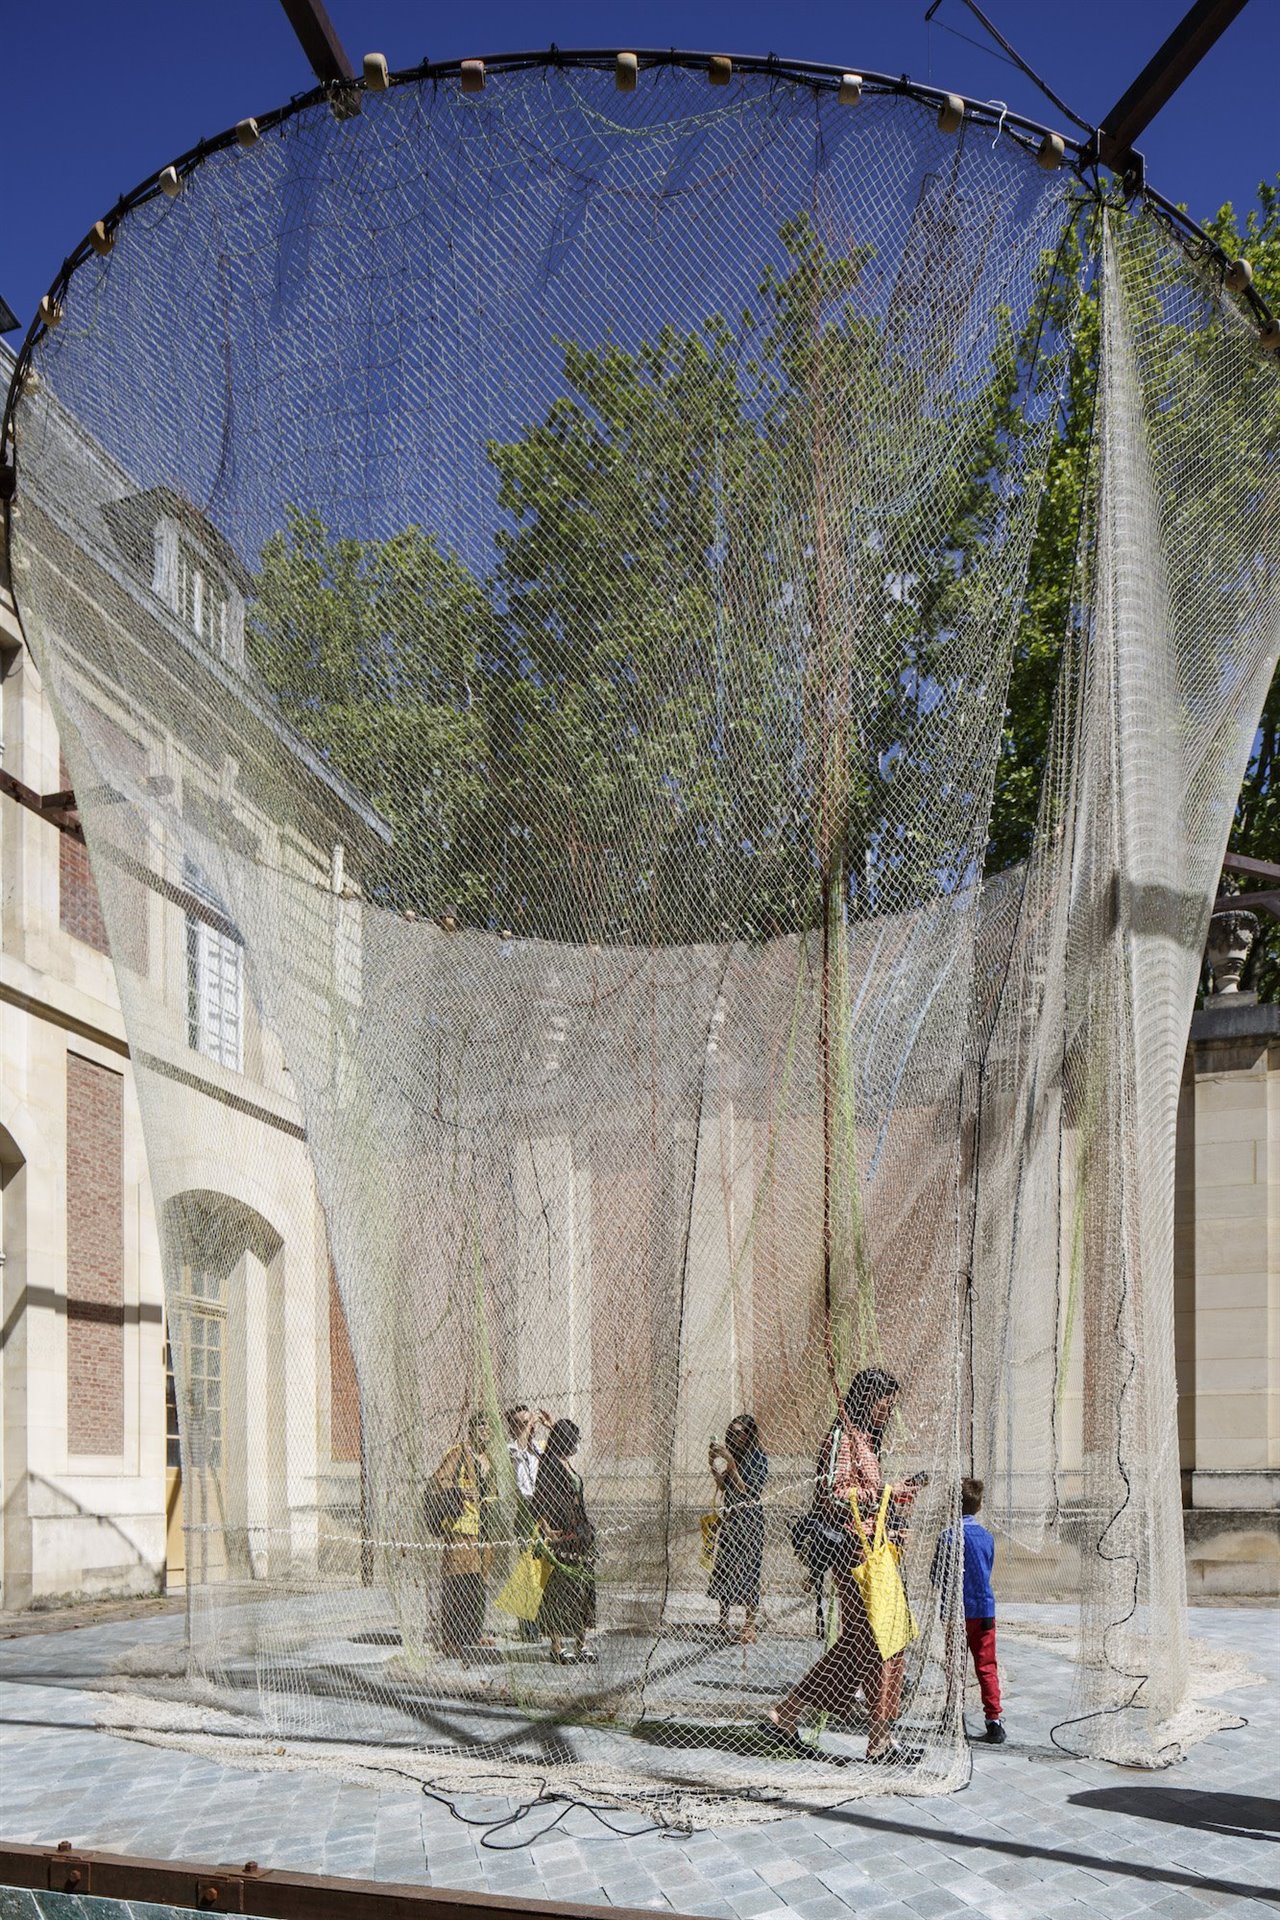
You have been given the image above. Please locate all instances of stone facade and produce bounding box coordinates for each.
[0,344,370,1609]
[1175,991,1280,1595]
[64,1052,125,1457]
[2,639,160,1602]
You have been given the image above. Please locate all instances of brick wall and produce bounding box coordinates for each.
[329,1266,361,1463]
[57,747,150,972]
[591,1154,657,1460]
[66,1053,125,1455]
[59,833,110,953]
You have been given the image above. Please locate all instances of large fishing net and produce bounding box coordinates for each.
[5,58,1278,1821]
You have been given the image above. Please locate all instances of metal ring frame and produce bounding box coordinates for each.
[2,45,1276,468]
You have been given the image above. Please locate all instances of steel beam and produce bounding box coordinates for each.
[276,0,355,81]
[0,1840,700,1919]
[1213,890,1280,920]
[0,766,83,838]
[1223,850,1280,884]
[1097,0,1250,171]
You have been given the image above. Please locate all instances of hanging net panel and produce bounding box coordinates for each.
[6,56,1278,1819]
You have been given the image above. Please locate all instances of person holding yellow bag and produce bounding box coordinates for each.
[763,1368,923,1765]
[505,1404,551,1645]
[432,1412,499,1659]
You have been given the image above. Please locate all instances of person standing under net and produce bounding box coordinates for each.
[531,1418,597,1665]
[708,1415,769,1642]
[506,1404,549,1645]
[432,1412,499,1659]
[763,1367,921,1763]
[931,1476,1006,1744]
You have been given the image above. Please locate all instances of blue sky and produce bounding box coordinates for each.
[3,0,1277,332]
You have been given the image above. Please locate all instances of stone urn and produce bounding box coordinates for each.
[1205,908,1259,997]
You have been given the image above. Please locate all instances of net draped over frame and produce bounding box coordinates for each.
[8,65,1279,1817]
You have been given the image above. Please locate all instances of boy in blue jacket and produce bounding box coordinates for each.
[931,1477,1005,1743]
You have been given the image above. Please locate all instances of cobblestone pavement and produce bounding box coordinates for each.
[0,1604,1276,1918]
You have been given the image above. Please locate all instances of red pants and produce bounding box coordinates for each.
[965,1616,1001,1719]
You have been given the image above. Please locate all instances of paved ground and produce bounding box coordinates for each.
[0,1603,1277,1918]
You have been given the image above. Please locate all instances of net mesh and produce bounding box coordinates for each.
[7,63,1278,1819]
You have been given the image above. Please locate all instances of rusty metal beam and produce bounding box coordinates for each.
[0,771,249,936]
[0,765,83,838]
[1096,0,1250,171]
[1223,850,1280,884]
[1214,890,1280,922]
[1,1840,701,1920]
[276,0,355,81]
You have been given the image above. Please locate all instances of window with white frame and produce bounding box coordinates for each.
[173,1263,225,1472]
[184,862,243,1072]
[151,515,242,663]
[176,541,232,658]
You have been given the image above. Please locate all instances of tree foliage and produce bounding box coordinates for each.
[252,513,496,918]
[988,182,1280,1000]
[248,187,1277,975]
[1202,181,1280,1000]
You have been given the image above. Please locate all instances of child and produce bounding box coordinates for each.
[931,1476,1005,1744]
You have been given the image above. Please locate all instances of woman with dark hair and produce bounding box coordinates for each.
[530,1418,596,1664]
[708,1414,769,1642]
[765,1367,921,1763]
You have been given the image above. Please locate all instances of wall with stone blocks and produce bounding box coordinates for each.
[1173,995,1279,1596]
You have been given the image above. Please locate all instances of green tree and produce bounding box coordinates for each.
[251,215,1070,942]
[485,212,1054,942]
[249,188,1275,971]
[1203,181,1280,1000]
[990,181,1280,999]
[484,316,795,943]
[250,509,495,915]
[986,222,1098,874]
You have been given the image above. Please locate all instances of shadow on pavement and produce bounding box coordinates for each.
[1070,1786,1280,1840]
[769,1796,1280,1908]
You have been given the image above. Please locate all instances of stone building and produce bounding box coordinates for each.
[0,340,368,1608]
[1176,956,1280,1595]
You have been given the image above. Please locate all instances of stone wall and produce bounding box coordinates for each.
[0,489,358,1609]
[1174,992,1279,1596]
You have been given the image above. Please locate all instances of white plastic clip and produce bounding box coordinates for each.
[838,73,863,106]
[615,51,638,91]
[159,166,182,199]
[709,55,732,86]
[460,59,485,93]
[1225,259,1253,294]
[363,52,389,90]
[236,118,260,150]
[1260,320,1280,353]
[38,295,62,330]
[1038,132,1065,171]
[89,220,114,257]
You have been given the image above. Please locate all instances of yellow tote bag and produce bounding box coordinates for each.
[448,1497,481,1539]
[495,1544,552,1622]
[849,1487,918,1661]
[699,1508,721,1572]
